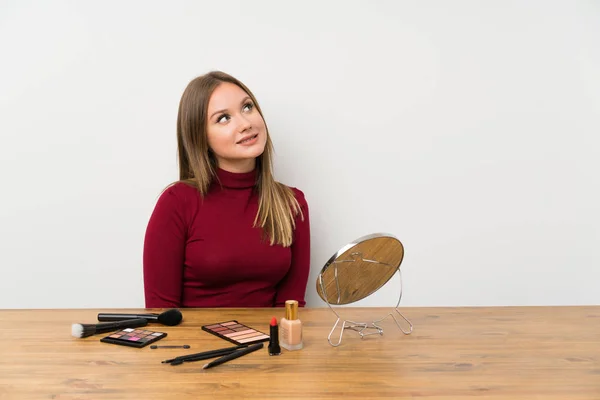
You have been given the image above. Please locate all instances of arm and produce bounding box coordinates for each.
[143,185,188,308]
[275,188,311,307]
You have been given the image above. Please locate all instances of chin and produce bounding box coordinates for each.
[248,143,267,158]
[248,149,266,159]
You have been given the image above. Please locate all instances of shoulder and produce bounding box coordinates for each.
[287,186,309,211]
[289,186,307,202]
[156,181,201,209]
[164,181,200,197]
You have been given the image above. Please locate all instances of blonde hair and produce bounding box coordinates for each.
[176,71,302,247]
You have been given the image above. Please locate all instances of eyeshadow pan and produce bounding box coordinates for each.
[201,320,270,346]
[233,332,262,340]
[101,329,167,348]
[239,334,269,343]
[226,329,254,337]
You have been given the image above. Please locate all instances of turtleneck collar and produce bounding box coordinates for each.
[215,167,258,189]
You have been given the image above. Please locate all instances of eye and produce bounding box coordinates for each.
[217,114,230,124]
[242,102,254,113]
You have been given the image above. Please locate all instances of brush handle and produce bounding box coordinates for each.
[202,343,264,369]
[97,313,159,322]
[94,318,149,334]
[162,344,248,364]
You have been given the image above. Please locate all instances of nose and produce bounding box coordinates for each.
[237,114,252,132]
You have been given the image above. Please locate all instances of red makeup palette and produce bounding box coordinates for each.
[100,328,167,348]
[202,320,269,346]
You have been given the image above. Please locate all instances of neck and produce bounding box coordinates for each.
[218,159,256,174]
[215,166,257,189]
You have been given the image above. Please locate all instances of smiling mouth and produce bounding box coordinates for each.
[237,134,258,144]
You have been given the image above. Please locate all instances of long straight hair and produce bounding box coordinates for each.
[176,71,302,247]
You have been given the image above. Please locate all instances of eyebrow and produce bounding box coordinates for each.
[210,96,252,120]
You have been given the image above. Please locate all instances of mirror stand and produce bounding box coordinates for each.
[318,253,413,347]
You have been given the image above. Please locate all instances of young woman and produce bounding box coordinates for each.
[143,71,310,308]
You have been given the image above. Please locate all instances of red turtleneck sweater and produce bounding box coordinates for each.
[143,168,310,308]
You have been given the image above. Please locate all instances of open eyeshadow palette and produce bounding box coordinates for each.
[201,320,270,346]
[100,328,167,348]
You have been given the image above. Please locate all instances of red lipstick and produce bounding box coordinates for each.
[268,317,281,356]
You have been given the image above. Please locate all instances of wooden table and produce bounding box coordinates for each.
[0,307,598,399]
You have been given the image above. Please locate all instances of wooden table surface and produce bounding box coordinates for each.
[0,306,598,399]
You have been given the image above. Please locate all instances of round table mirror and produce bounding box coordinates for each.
[316,233,404,305]
[315,233,412,346]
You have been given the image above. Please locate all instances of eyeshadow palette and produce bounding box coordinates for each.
[201,320,270,346]
[100,328,167,348]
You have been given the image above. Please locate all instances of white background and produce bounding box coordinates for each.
[1,0,598,308]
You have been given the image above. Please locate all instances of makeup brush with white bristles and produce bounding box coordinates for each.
[71,318,149,338]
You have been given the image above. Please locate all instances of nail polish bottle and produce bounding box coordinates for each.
[280,300,303,351]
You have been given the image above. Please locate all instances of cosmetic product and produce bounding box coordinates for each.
[150,345,190,349]
[100,328,167,348]
[162,344,248,365]
[202,343,264,370]
[71,318,149,338]
[201,320,269,346]
[97,309,182,326]
[268,317,281,356]
[280,300,303,351]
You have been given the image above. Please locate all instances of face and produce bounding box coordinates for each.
[206,82,267,173]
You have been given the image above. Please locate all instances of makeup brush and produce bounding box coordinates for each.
[97,309,183,326]
[71,318,149,338]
